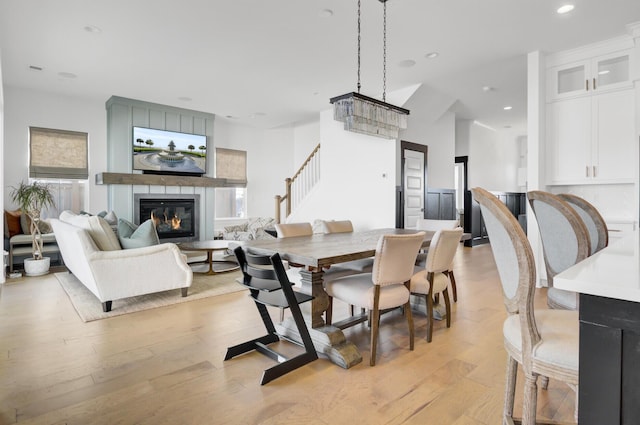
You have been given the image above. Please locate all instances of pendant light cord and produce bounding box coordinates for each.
[357,0,361,93]
[382,0,387,102]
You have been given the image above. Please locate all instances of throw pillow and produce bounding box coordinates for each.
[19,213,53,235]
[118,218,160,249]
[4,210,22,238]
[61,212,121,251]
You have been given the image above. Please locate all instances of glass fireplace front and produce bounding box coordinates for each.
[135,194,199,242]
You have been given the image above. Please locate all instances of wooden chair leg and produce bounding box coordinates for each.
[426,291,434,343]
[404,300,414,351]
[522,373,539,425]
[370,286,381,366]
[504,354,517,422]
[448,270,458,302]
[443,288,451,328]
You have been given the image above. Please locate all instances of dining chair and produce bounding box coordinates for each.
[415,218,461,302]
[275,222,313,238]
[410,228,463,342]
[319,219,354,234]
[557,193,608,254]
[225,246,318,385]
[472,187,578,424]
[324,232,425,366]
[527,190,591,310]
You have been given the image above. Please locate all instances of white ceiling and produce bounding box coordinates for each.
[1,0,639,134]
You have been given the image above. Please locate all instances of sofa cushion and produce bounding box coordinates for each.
[4,210,22,238]
[60,210,121,251]
[118,218,160,249]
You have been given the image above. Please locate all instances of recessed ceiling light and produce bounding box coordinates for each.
[557,4,575,14]
[319,9,334,18]
[58,72,77,79]
[503,106,513,110]
[504,125,512,129]
[84,25,102,33]
[425,52,439,59]
[225,115,239,120]
[398,59,416,68]
[598,70,610,75]
[178,96,192,102]
[29,65,43,71]
[482,86,495,92]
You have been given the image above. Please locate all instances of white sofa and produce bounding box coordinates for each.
[50,215,193,312]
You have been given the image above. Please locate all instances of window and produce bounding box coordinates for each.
[29,127,89,217]
[215,148,247,219]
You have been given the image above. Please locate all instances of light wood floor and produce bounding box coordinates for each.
[0,244,575,424]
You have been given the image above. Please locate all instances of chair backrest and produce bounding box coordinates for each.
[415,219,459,232]
[471,187,540,349]
[424,228,463,274]
[557,193,608,254]
[527,191,591,285]
[372,232,425,287]
[275,222,313,238]
[320,220,354,234]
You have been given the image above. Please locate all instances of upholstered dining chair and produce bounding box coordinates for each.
[472,187,578,425]
[415,219,461,301]
[410,228,463,342]
[557,193,608,254]
[275,222,313,238]
[527,190,591,310]
[324,232,425,366]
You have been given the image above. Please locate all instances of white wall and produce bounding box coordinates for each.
[293,120,320,167]
[288,109,396,230]
[213,118,295,221]
[3,87,108,213]
[1,55,5,284]
[465,121,522,192]
[399,84,457,189]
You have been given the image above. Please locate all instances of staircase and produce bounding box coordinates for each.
[275,143,320,223]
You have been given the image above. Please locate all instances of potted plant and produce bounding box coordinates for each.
[9,180,56,276]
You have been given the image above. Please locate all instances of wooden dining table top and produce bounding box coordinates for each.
[242,228,438,270]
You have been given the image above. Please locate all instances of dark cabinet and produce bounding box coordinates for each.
[465,190,526,247]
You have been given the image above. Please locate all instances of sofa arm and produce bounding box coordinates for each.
[87,243,193,301]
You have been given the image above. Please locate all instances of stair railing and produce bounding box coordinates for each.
[275,143,321,223]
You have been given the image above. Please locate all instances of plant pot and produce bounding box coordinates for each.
[24,257,51,277]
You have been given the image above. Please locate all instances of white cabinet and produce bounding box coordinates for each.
[547,50,632,101]
[546,88,636,185]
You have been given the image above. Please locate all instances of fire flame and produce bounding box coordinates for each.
[150,210,181,230]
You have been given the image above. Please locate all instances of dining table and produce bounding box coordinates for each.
[554,229,640,425]
[242,228,440,369]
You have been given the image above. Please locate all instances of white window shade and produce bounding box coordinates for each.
[215,148,247,186]
[30,127,88,179]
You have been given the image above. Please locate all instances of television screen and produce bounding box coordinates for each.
[132,127,207,175]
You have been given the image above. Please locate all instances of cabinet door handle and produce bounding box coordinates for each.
[593,78,597,91]
[593,165,597,177]
[586,166,590,177]
[586,79,589,91]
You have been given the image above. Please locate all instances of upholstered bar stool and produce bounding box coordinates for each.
[557,193,608,254]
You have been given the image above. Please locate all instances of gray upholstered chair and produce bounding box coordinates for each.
[415,219,461,301]
[324,232,425,366]
[557,193,608,254]
[527,190,591,310]
[472,187,578,424]
[410,228,462,342]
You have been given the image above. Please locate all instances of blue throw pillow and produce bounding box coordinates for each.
[118,218,160,249]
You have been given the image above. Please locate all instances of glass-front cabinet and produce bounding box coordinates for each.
[547,50,632,101]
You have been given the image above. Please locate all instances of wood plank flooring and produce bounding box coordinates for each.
[0,244,575,424]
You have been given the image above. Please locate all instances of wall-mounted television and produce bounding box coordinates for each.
[132,126,207,176]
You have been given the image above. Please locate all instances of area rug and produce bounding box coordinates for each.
[56,271,246,322]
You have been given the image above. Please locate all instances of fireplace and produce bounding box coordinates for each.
[134,194,199,243]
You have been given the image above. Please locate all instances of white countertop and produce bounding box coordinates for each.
[554,230,640,302]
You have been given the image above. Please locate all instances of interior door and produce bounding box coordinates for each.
[402,142,427,229]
